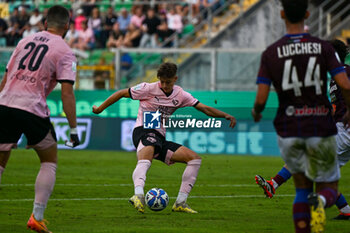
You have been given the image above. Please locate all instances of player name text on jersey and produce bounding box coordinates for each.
[33,36,50,43]
[277,42,321,58]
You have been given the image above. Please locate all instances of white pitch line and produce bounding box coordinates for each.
[0,194,296,202]
[0,184,257,187]
[1,184,133,187]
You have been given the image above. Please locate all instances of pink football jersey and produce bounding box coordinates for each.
[130,82,199,136]
[0,31,77,118]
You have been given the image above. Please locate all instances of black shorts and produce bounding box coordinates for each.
[132,126,182,165]
[0,105,57,150]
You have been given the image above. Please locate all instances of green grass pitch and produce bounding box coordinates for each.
[0,150,349,233]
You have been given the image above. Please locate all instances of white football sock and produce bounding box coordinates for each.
[319,195,326,207]
[33,203,46,221]
[135,186,144,195]
[33,162,56,221]
[132,160,151,195]
[176,192,188,204]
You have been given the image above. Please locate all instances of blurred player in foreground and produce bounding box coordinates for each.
[93,62,236,214]
[255,39,350,221]
[0,5,80,233]
[251,0,350,232]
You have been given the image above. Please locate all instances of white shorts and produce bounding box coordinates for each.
[278,136,340,182]
[336,122,350,167]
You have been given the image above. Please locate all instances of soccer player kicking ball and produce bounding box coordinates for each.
[0,5,80,233]
[93,62,236,213]
[251,1,350,232]
[255,39,350,221]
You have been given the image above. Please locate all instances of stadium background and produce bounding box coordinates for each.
[1,0,349,156]
[0,0,350,232]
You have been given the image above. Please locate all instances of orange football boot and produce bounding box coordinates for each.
[27,214,52,233]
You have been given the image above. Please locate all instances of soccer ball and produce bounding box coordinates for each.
[145,188,169,211]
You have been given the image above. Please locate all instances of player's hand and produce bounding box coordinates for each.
[225,115,236,128]
[343,109,350,128]
[92,105,102,114]
[65,128,80,148]
[252,108,262,122]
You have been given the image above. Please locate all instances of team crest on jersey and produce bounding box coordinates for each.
[172,99,179,106]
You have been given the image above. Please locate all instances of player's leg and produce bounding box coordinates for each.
[21,113,57,233]
[307,181,338,232]
[334,153,350,220]
[272,165,292,189]
[129,127,163,213]
[129,145,154,213]
[0,105,22,184]
[32,145,57,221]
[292,173,313,233]
[278,136,314,233]
[0,151,11,184]
[27,137,57,233]
[305,136,340,233]
[131,128,163,195]
[133,146,154,195]
[170,146,201,213]
[334,193,350,220]
[255,165,292,198]
[314,181,338,209]
[333,123,350,219]
[27,145,57,232]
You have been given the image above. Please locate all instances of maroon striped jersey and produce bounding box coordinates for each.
[257,33,346,137]
[330,65,350,123]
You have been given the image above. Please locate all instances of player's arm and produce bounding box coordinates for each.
[0,72,7,92]
[333,72,350,126]
[61,82,80,147]
[92,88,130,114]
[252,84,270,122]
[61,82,77,128]
[194,102,236,128]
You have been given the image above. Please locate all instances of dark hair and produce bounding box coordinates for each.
[46,5,70,29]
[157,62,177,79]
[329,39,349,63]
[281,0,308,23]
